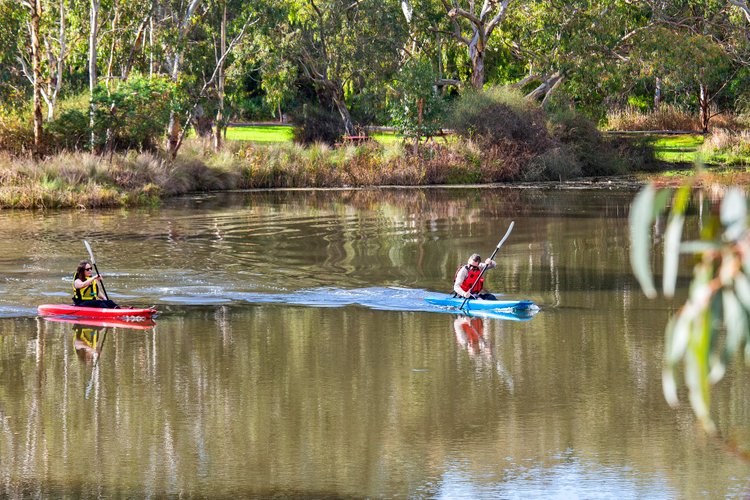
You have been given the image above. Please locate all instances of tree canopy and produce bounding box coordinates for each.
[2,0,750,152]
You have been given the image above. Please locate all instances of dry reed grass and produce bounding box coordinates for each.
[605,106,701,131]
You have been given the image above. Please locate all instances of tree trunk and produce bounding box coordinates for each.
[29,0,44,156]
[213,1,227,151]
[331,89,355,136]
[469,33,485,90]
[654,77,662,109]
[89,0,100,151]
[699,83,710,133]
[105,1,120,89]
[167,0,203,159]
[44,0,66,121]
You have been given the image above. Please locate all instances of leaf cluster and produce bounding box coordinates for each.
[630,178,750,433]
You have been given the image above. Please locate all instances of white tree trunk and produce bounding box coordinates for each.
[89,0,100,150]
[654,76,662,109]
[167,0,203,158]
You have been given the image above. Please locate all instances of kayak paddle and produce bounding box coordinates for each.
[459,221,515,311]
[83,240,109,300]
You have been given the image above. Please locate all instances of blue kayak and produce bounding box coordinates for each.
[425,296,535,311]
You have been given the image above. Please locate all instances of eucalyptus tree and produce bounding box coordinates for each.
[630,179,750,435]
[266,0,407,136]
[163,0,202,156]
[0,1,30,108]
[730,0,750,22]
[630,0,750,129]
[88,0,99,149]
[14,0,69,121]
[506,0,650,112]
[17,0,44,154]
[435,0,512,89]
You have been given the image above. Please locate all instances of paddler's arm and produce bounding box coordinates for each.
[74,275,101,289]
[453,267,472,298]
[480,258,496,270]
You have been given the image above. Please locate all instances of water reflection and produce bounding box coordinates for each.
[453,316,515,393]
[0,187,748,497]
[73,324,107,364]
[72,324,108,400]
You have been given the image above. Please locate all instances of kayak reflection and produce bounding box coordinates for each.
[453,315,515,392]
[43,315,156,330]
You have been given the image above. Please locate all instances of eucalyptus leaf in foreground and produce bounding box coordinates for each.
[630,179,750,434]
[629,185,658,298]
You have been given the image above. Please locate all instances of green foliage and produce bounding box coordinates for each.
[630,178,750,434]
[91,76,175,151]
[389,60,447,140]
[45,109,89,152]
[0,112,34,155]
[627,95,651,111]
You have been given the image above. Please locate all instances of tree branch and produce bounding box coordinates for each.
[729,0,750,24]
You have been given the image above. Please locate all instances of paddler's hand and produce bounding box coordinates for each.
[463,291,473,299]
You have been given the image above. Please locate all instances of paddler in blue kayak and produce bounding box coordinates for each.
[73,260,119,308]
[453,253,497,300]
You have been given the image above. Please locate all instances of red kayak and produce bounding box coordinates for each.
[38,304,157,320]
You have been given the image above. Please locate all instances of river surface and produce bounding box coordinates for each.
[0,187,748,498]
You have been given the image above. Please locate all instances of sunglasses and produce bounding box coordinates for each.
[84,267,92,270]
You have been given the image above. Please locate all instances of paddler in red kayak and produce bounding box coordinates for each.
[73,260,119,308]
[453,253,497,300]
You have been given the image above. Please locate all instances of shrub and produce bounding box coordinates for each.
[0,113,34,155]
[91,75,174,152]
[46,109,89,152]
[389,60,447,141]
[524,147,581,181]
[447,86,551,152]
[290,104,343,146]
[548,109,627,176]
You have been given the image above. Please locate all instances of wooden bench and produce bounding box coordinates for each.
[340,135,374,145]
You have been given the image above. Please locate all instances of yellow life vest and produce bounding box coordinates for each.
[73,275,98,301]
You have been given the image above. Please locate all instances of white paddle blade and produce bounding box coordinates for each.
[497,221,515,249]
[83,240,96,264]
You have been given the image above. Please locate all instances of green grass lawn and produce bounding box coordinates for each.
[226,125,294,143]
[226,125,405,145]
[648,134,704,164]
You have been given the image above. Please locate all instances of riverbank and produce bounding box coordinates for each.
[0,134,741,210]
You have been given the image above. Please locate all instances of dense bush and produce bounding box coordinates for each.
[91,75,175,151]
[290,104,343,146]
[447,86,552,152]
[0,113,34,155]
[45,109,89,152]
[548,109,628,176]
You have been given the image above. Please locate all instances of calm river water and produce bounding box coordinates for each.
[0,187,748,498]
